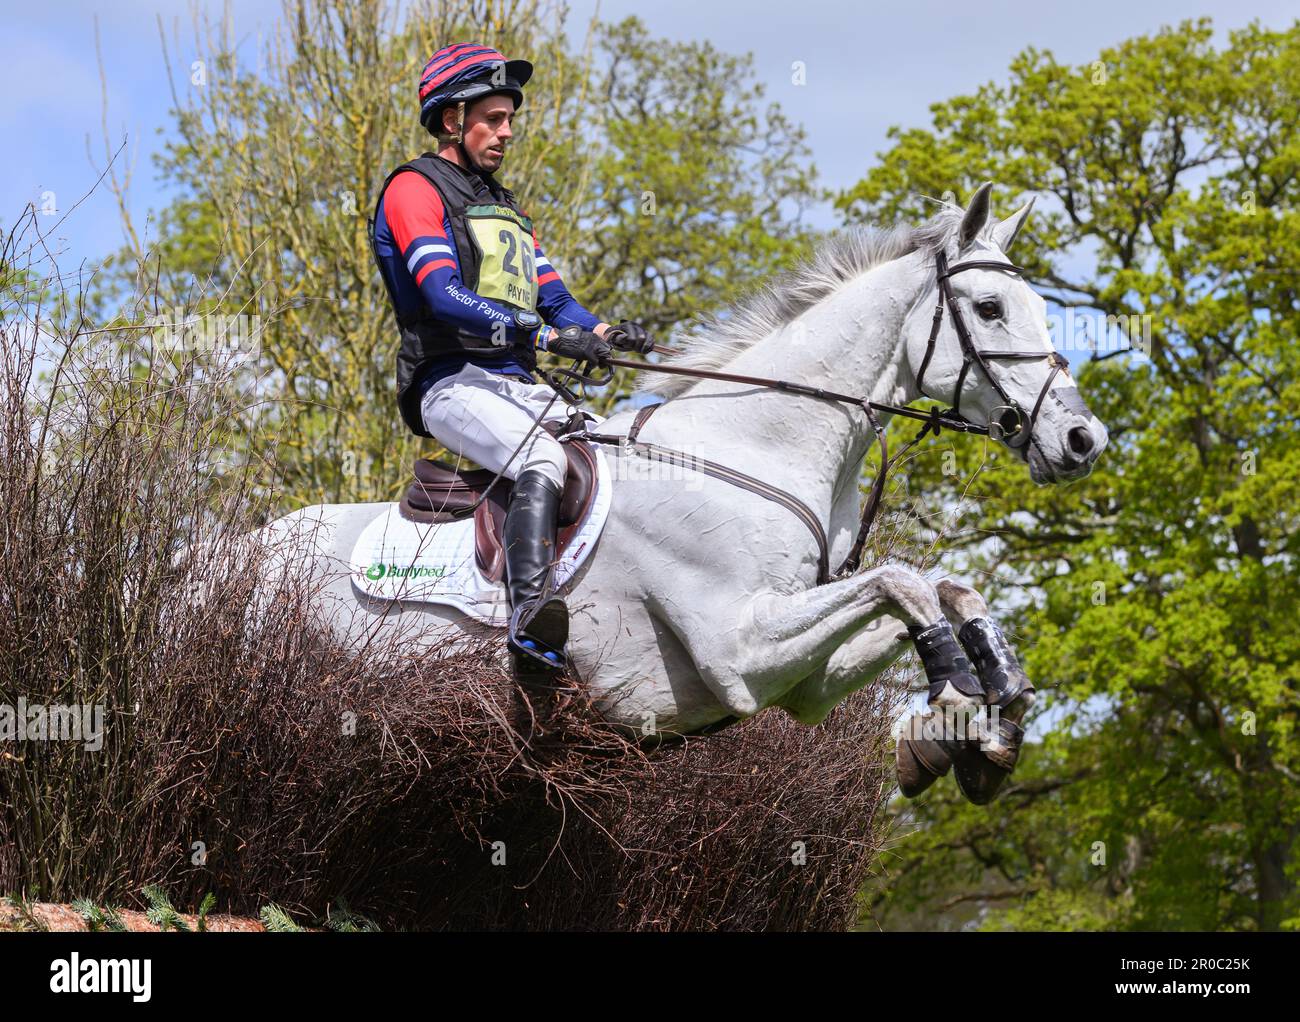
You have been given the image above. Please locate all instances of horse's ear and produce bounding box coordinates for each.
[991,196,1036,255]
[958,182,994,250]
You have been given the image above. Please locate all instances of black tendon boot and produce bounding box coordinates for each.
[503,469,569,671]
[958,617,1035,771]
[906,619,986,709]
[957,617,1035,710]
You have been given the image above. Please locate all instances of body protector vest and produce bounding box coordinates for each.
[369,153,541,437]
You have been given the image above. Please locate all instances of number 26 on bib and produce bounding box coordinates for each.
[466,204,539,313]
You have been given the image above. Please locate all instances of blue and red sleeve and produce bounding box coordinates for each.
[382,171,530,341]
[532,226,600,332]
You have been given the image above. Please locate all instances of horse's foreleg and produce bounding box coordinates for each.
[935,579,1036,723]
[894,579,1038,803]
[677,563,977,718]
[773,580,1035,727]
[777,614,910,725]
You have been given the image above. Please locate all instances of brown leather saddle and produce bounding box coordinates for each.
[399,418,599,584]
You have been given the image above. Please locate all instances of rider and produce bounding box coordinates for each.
[369,42,655,673]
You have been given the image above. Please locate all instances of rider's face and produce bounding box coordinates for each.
[448,94,516,173]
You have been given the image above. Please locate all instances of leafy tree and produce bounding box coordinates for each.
[849,18,1300,930]
[565,17,821,339]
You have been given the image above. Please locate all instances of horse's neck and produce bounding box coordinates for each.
[670,254,925,498]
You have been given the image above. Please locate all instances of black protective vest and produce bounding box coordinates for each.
[369,153,539,437]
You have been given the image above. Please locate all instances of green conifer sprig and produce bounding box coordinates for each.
[259,902,304,932]
[142,884,191,932]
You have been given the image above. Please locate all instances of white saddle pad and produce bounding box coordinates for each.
[349,446,612,625]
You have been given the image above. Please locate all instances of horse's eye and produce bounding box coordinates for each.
[976,299,1002,320]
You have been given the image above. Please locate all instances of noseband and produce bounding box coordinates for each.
[916,250,1070,449]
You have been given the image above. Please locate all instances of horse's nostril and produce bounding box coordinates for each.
[1067,425,1094,459]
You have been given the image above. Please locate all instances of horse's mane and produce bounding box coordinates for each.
[635,204,965,400]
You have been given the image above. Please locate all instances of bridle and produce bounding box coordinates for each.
[548,247,1073,584]
[916,250,1070,451]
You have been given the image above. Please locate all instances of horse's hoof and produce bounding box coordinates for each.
[945,715,1025,804]
[977,715,1025,772]
[895,711,955,798]
[897,742,944,797]
[896,709,1021,804]
[951,754,1011,805]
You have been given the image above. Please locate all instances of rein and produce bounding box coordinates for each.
[552,252,1070,585]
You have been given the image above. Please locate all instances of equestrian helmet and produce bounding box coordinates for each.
[418,43,533,135]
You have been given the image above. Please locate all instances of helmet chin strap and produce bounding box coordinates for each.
[451,101,473,169]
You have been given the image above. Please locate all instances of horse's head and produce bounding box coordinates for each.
[902,183,1108,484]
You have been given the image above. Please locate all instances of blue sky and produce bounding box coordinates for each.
[3,0,1296,276]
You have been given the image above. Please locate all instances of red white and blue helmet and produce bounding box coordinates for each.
[418,43,533,135]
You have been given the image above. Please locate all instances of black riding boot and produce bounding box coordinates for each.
[503,468,569,671]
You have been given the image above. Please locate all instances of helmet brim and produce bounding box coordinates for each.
[504,58,533,87]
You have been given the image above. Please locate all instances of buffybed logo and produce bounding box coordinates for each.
[50,954,151,1002]
[363,563,448,581]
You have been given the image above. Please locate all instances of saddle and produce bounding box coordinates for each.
[399,417,598,584]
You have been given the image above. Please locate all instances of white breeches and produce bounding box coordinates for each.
[420,362,595,493]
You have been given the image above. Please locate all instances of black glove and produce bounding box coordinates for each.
[548,325,612,368]
[605,319,655,354]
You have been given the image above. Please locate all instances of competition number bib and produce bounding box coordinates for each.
[466,204,538,312]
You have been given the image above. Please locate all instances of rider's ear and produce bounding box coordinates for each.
[990,196,1036,255]
[958,181,994,250]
